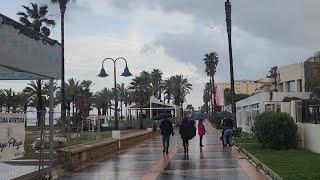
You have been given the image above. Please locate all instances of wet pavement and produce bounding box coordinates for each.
[60,122,266,180]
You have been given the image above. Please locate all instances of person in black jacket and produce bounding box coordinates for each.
[160,118,174,154]
[179,117,196,153]
[179,117,189,153]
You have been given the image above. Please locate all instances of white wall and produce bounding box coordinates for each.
[297,123,320,153]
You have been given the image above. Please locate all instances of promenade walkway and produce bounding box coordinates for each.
[61,122,266,180]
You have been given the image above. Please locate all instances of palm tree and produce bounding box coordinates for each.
[3,89,15,113]
[129,71,152,129]
[17,91,31,113]
[93,88,113,116]
[17,3,56,36]
[117,83,127,120]
[170,75,192,107]
[203,83,211,114]
[77,80,94,119]
[203,52,219,114]
[50,0,76,134]
[65,78,81,116]
[17,3,55,126]
[23,81,50,127]
[267,66,278,91]
[0,89,5,112]
[163,78,173,103]
[150,69,163,99]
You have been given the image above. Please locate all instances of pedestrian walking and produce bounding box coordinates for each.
[221,117,234,147]
[160,118,174,154]
[179,117,196,153]
[198,119,206,147]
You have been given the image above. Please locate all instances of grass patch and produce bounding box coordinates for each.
[23,139,35,159]
[66,130,136,147]
[235,133,320,180]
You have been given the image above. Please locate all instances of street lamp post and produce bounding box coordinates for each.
[225,0,237,127]
[98,57,132,130]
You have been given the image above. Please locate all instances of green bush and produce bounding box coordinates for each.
[253,111,298,149]
[209,112,221,128]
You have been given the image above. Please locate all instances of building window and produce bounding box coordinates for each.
[288,81,296,92]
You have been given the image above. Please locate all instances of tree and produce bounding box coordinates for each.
[65,78,81,116]
[50,0,76,136]
[117,83,127,120]
[203,52,219,114]
[163,78,173,103]
[267,66,278,92]
[170,75,192,107]
[17,3,55,36]
[0,89,5,112]
[224,88,250,105]
[129,71,152,129]
[203,83,211,114]
[93,88,112,116]
[3,89,15,113]
[17,3,55,126]
[23,81,50,127]
[150,69,163,99]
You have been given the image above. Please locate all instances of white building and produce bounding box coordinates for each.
[236,92,311,133]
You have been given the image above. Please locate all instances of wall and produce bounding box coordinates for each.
[297,123,320,153]
[278,62,304,92]
[57,130,161,170]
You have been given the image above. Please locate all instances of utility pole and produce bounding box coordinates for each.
[225,0,237,127]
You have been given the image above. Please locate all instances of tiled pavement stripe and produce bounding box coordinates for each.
[61,121,267,180]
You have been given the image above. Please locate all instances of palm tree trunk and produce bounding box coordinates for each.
[37,80,43,127]
[139,106,143,129]
[72,98,75,117]
[98,108,101,115]
[210,77,214,115]
[60,7,67,137]
[120,101,123,121]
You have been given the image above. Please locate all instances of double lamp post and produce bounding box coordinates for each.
[98,57,132,130]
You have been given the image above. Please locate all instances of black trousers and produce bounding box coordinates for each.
[182,138,189,151]
[200,135,203,145]
[162,135,170,150]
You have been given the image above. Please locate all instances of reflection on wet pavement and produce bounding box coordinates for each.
[60,122,266,180]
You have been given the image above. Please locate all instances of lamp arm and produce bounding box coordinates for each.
[115,57,128,66]
[101,57,116,68]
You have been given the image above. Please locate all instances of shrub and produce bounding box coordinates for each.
[209,112,221,128]
[253,111,298,149]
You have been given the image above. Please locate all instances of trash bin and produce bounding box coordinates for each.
[152,121,157,132]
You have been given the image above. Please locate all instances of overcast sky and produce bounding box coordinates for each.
[1,0,319,108]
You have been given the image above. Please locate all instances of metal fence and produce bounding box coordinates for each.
[297,100,320,124]
[0,110,182,179]
[1,110,59,180]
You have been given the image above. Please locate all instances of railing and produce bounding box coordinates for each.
[297,100,320,124]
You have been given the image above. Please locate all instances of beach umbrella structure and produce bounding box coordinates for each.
[218,110,233,119]
[194,113,208,120]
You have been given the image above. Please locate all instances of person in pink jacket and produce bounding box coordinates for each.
[198,119,206,147]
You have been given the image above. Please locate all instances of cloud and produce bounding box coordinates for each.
[142,25,313,82]
[102,0,320,49]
